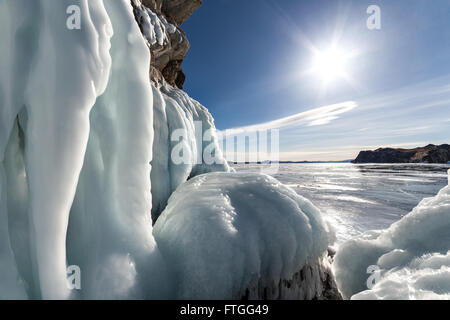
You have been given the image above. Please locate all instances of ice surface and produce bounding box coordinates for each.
[234,163,450,243]
[153,172,334,299]
[334,170,450,299]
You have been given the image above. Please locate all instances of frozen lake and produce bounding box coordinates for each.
[232,163,450,245]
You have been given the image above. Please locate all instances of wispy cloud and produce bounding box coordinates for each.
[220,101,357,136]
[219,75,450,161]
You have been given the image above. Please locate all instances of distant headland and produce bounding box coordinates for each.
[353,144,450,164]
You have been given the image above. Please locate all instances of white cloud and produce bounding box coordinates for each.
[220,101,357,136]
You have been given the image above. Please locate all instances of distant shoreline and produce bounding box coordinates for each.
[230,160,354,164]
[230,160,450,165]
[353,144,450,164]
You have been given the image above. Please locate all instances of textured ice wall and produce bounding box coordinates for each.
[65,0,173,299]
[151,83,230,220]
[153,172,335,299]
[334,170,450,299]
[0,0,112,299]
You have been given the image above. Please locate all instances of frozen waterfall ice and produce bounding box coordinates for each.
[0,0,113,299]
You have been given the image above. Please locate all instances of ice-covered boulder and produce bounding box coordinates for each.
[153,172,340,299]
[334,170,450,299]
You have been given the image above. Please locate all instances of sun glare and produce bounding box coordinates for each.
[312,47,350,83]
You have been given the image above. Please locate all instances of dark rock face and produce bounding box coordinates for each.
[141,0,202,25]
[240,253,342,300]
[162,0,202,25]
[141,0,163,15]
[131,0,200,89]
[162,60,186,89]
[353,144,450,164]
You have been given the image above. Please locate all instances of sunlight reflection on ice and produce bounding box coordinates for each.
[233,163,450,245]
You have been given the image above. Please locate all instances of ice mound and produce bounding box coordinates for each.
[132,0,177,46]
[334,170,450,299]
[153,172,336,299]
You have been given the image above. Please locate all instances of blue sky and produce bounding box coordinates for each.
[182,0,450,160]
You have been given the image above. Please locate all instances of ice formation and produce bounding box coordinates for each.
[65,0,165,300]
[0,0,113,299]
[153,172,335,299]
[132,0,177,46]
[151,83,230,220]
[0,0,339,300]
[334,170,450,299]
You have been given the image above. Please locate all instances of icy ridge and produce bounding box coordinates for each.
[151,82,230,220]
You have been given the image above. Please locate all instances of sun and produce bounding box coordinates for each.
[311,47,350,83]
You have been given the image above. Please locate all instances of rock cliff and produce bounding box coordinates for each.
[131,0,202,89]
[353,144,450,164]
